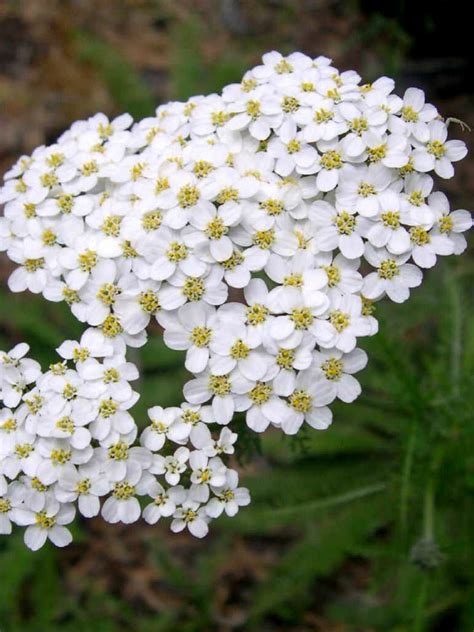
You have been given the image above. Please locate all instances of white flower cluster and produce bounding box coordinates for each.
[0,51,471,549]
[0,335,248,548]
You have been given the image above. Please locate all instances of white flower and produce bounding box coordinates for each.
[184,370,236,424]
[359,190,410,254]
[389,88,438,142]
[101,464,154,524]
[312,347,367,403]
[310,201,364,258]
[141,406,188,451]
[363,246,422,303]
[312,294,374,352]
[189,451,227,502]
[412,120,467,178]
[171,499,209,538]
[151,446,190,486]
[206,470,250,517]
[428,192,472,255]
[209,321,270,381]
[55,461,109,517]
[35,438,92,485]
[158,302,217,373]
[159,267,227,311]
[7,238,51,294]
[338,102,387,157]
[0,478,26,534]
[225,87,283,140]
[143,482,186,524]
[267,120,318,176]
[13,498,75,550]
[336,163,395,218]
[283,370,334,434]
[234,381,289,433]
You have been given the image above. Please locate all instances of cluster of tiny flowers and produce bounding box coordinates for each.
[0,51,471,549]
[0,335,249,548]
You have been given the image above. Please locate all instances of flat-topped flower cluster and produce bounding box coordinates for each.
[0,51,471,549]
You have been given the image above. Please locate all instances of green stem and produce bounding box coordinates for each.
[413,574,430,632]
[400,425,416,543]
[259,481,386,517]
[423,469,435,542]
[448,277,462,397]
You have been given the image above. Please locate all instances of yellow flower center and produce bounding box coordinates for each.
[190,326,212,348]
[108,441,129,461]
[76,479,91,495]
[367,144,387,162]
[249,382,272,405]
[104,368,120,383]
[426,140,446,160]
[139,290,160,314]
[177,184,200,208]
[260,199,284,216]
[78,250,98,272]
[63,287,80,304]
[409,226,430,246]
[51,448,72,465]
[56,416,74,434]
[334,211,356,235]
[357,182,376,198]
[320,150,342,170]
[81,161,99,177]
[321,357,343,380]
[62,383,77,400]
[206,217,228,239]
[230,340,250,359]
[329,310,350,332]
[439,216,453,234]
[290,307,313,330]
[324,265,341,287]
[36,511,56,529]
[182,277,205,301]
[193,160,215,178]
[142,210,163,232]
[101,215,122,237]
[246,304,269,326]
[289,389,312,413]
[381,211,400,229]
[113,481,135,500]
[281,96,300,113]
[221,251,244,270]
[209,374,231,397]
[252,229,275,249]
[276,348,295,369]
[246,100,261,120]
[24,258,45,272]
[0,498,12,513]
[97,283,120,305]
[99,398,118,418]
[378,259,399,279]
[102,315,123,338]
[283,273,303,287]
[401,106,419,122]
[216,187,239,205]
[155,176,170,194]
[40,172,59,188]
[314,108,334,123]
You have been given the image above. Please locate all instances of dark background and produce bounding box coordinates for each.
[0,2,473,631]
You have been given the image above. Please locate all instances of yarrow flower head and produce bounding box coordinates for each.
[0,51,471,549]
